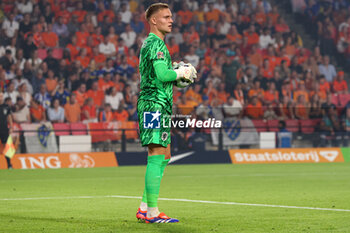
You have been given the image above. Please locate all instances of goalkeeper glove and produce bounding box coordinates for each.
[173,61,197,84]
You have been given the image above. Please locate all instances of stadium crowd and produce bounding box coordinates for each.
[0,0,349,143]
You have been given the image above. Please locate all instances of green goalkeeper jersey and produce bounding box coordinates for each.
[139,33,173,111]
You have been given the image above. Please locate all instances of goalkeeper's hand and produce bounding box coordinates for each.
[173,61,197,84]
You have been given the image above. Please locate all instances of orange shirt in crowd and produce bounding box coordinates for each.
[245,103,263,119]
[177,10,193,25]
[76,56,90,68]
[64,102,81,123]
[74,90,88,107]
[114,110,129,121]
[71,10,87,23]
[309,90,327,101]
[217,91,230,105]
[99,111,113,122]
[333,80,348,92]
[127,55,139,68]
[244,31,259,45]
[205,9,221,22]
[86,89,105,107]
[255,12,266,25]
[319,82,330,93]
[46,79,57,93]
[167,44,179,56]
[98,79,114,92]
[92,34,105,47]
[30,105,45,121]
[227,33,242,43]
[41,32,58,47]
[97,10,115,23]
[234,90,245,105]
[177,100,198,115]
[294,90,309,102]
[248,88,264,99]
[264,91,279,103]
[56,10,71,24]
[94,54,106,66]
[81,105,96,121]
[295,104,308,119]
[261,67,274,79]
[285,45,296,57]
[268,12,280,25]
[76,31,90,47]
[66,44,80,59]
[249,52,263,67]
[185,89,202,104]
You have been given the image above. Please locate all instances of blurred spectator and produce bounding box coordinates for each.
[29,98,46,122]
[86,80,104,108]
[47,98,64,123]
[318,56,336,82]
[309,94,323,119]
[52,16,69,45]
[2,13,19,44]
[245,96,263,119]
[120,25,136,48]
[114,100,129,121]
[74,83,88,107]
[295,95,309,120]
[264,104,278,120]
[4,81,19,104]
[223,96,243,118]
[0,49,14,71]
[64,93,80,123]
[34,83,51,109]
[127,95,138,121]
[195,95,212,120]
[105,86,123,111]
[18,83,31,106]
[99,103,113,122]
[319,107,342,147]
[99,36,116,58]
[333,71,348,94]
[13,96,30,123]
[81,97,97,123]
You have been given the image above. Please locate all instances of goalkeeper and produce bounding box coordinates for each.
[136,3,196,224]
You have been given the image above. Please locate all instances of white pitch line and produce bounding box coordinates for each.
[0,195,349,213]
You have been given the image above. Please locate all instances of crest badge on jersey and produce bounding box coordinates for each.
[157,51,164,59]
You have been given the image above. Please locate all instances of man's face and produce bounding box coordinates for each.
[153,8,173,34]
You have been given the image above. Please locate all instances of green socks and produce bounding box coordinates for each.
[141,155,170,207]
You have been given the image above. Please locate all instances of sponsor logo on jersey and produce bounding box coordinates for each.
[157,51,164,59]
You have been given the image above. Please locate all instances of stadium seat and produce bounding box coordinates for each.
[53,123,70,136]
[267,120,279,132]
[331,94,339,106]
[52,48,63,59]
[121,121,138,140]
[300,119,320,134]
[70,123,88,135]
[285,119,299,132]
[88,122,107,143]
[339,94,350,107]
[37,49,47,60]
[251,120,267,132]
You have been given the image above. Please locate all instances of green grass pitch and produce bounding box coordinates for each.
[0,163,349,232]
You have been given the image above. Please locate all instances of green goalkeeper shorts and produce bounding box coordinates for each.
[137,99,171,148]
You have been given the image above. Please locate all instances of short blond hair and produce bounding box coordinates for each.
[145,3,169,21]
